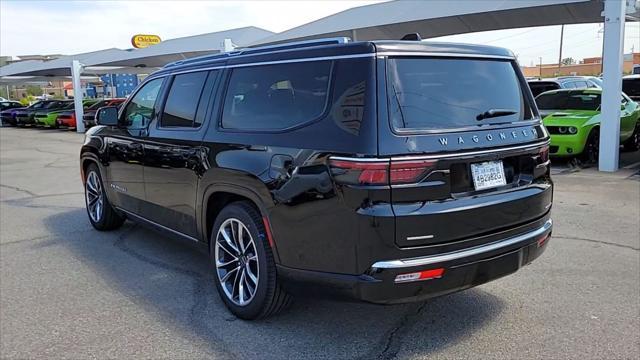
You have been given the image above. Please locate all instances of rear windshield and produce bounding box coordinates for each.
[623,78,640,98]
[387,57,533,131]
[536,91,601,111]
[528,82,561,97]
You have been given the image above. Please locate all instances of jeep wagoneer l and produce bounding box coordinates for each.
[81,38,553,319]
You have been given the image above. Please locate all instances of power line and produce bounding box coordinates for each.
[483,28,539,44]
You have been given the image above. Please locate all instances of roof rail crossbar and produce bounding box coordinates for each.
[164,37,351,68]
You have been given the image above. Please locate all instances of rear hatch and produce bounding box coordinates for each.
[380,55,552,248]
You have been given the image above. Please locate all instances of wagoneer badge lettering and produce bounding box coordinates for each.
[438,127,538,147]
[110,183,127,193]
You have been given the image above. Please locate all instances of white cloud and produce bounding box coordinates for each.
[1,0,638,67]
[0,1,382,56]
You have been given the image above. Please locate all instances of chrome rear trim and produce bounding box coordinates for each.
[371,219,552,269]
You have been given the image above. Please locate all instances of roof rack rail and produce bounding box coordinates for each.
[164,37,351,69]
[244,37,350,51]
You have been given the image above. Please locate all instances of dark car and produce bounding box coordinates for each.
[81,38,553,320]
[0,101,25,126]
[82,98,126,129]
[0,100,22,111]
[623,75,640,102]
[15,100,72,126]
[527,76,601,98]
[1,101,50,126]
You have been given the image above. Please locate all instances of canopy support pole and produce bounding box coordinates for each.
[598,0,626,172]
[71,60,85,133]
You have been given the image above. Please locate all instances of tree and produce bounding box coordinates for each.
[25,85,43,96]
[561,57,576,66]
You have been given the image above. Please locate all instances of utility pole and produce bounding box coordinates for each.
[539,56,543,78]
[557,24,565,75]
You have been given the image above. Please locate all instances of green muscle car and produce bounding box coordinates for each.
[537,89,640,162]
[34,99,97,127]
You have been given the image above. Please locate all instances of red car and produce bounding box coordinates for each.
[58,99,126,129]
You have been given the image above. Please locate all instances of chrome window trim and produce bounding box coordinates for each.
[371,219,552,269]
[330,140,549,163]
[158,51,513,78]
[166,53,375,76]
[379,52,515,60]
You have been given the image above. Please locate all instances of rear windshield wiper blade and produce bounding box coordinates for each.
[476,109,518,121]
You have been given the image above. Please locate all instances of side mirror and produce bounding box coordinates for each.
[96,106,119,126]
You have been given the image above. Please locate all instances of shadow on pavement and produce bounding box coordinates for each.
[43,208,504,359]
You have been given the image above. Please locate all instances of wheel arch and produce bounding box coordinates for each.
[200,183,279,262]
[79,150,101,184]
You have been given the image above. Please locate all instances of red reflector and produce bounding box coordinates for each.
[537,233,550,247]
[262,216,275,248]
[395,268,445,283]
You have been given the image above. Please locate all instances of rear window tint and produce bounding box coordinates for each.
[623,78,640,97]
[387,57,533,131]
[528,82,562,97]
[221,61,331,130]
[536,91,601,111]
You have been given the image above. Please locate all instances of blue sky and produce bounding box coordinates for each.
[1,0,639,67]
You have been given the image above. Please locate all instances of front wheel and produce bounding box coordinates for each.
[211,201,291,320]
[84,163,125,231]
[580,128,600,165]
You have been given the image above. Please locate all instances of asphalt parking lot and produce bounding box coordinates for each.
[1,127,638,359]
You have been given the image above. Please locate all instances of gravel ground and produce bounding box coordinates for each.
[1,127,638,359]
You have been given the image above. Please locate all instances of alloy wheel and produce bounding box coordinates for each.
[85,171,104,223]
[214,218,259,306]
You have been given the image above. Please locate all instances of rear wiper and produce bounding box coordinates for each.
[476,108,518,121]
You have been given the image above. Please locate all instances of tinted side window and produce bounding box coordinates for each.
[573,81,588,89]
[221,61,331,130]
[161,71,209,127]
[123,78,163,130]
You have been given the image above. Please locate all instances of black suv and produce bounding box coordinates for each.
[81,38,553,319]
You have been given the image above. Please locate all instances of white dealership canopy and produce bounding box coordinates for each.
[1,1,637,171]
[0,26,274,134]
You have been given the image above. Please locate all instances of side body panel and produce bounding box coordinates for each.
[198,56,379,273]
[141,71,219,238]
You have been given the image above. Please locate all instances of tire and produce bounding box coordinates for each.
[580,128,599,165]
[622,124,640,152]
[210,201,291,320]
[84,163,125,231]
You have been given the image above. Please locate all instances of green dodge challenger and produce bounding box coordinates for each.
[34,100,97,127]
[537,88,640,162]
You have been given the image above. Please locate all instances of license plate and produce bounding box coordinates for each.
[470,160,507,191]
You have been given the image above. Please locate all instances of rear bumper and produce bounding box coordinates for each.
[56,118,76,127]
[278,219,552,304]
[16,116,35,125]
[0,116,16,126]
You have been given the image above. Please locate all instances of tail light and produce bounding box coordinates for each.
[329,157,437,185]
[539,145,550,163]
